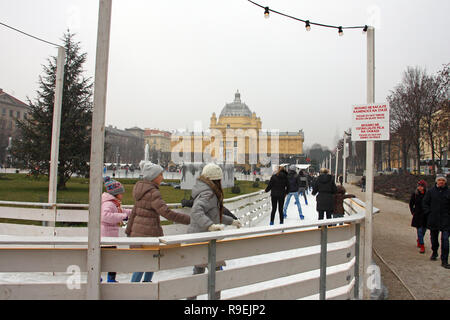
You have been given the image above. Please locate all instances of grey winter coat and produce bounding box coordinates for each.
[187,179,234,234]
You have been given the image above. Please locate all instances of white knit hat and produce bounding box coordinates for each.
[201,163,223,180]
[139,160,164,182]
[435,174,447,183]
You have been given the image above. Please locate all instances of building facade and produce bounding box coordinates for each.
[171,91,305,170]
[0,88,30,166]
[104,125,144,166]
[143,129,172,166]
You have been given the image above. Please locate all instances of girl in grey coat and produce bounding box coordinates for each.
[187,163,242,299]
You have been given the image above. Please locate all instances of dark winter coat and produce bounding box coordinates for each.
[286,170,301,193]
[265,170,288,198]
[298,172,308,189]
[333,185,355,215]
[423,184,450,231]
[125,180,190,237]
[312,174,337,211]
[409,190,427,228]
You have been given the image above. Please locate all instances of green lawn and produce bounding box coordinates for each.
[0,173,265,205]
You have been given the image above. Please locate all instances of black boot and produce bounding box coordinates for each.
[442,261,450,269]
[430,252,438,261]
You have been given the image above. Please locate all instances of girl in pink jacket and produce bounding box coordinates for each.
[101,176,131,282]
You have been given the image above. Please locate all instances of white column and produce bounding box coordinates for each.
[48,46,65,228]
[363,26,375,300]
[335,149,339,182]
[329,153,332,172]
[87,0,112,300]
[343,133,347,184]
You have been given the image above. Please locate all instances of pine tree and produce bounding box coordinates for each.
[12,31,93,189]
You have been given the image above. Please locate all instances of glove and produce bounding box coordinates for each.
[208,224,225,232]
[232,220,242,228]
[123,216,129,221]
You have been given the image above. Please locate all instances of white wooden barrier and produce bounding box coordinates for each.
[0,190,271,237]
[0,213,364,300]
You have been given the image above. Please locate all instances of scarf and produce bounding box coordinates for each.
[112,198,123,213]
[198,175,224,223]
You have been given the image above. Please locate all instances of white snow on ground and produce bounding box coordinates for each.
[0,190,352,299]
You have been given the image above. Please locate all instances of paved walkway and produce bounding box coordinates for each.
[345,184,449,300]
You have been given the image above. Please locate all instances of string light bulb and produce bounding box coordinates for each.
[338,26,343,36]
[362,25,368,33]
[264,7,270,19]
[305,20,311,31]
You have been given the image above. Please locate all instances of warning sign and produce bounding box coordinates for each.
[351,103,390,141]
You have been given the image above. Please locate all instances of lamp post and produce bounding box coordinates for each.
[343,131,351,184]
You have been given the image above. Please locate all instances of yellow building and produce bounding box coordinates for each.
[171,91,304,169]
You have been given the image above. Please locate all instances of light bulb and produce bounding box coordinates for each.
[338,26,343,36]
[305,20,311,31]
[362,25,368,34]
[264,7,270,19]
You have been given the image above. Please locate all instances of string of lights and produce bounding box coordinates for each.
[247,0,368,36]
[0,21,61,47]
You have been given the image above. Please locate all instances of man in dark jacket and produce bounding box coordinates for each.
[312,168,337,220]
[423,174,450,268]
[298,170,309,205]
[265,166,288,225]
[282,165,305,220]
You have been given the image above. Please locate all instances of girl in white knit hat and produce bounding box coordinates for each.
[186,163,242,299]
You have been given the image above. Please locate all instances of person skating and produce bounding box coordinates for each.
[333,179,355,223]
[298,170,309,205]
[283,165,305,220]
[101,176,132,282]
[125,161,191,282]
[409,180,428,254]
[312,168,337,221]
[187,163,242,299]
[265,165,288,225]
[423,174,450,269]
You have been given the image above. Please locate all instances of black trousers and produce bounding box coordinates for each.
[270,196,285,224]
[318,210,333,220]
[430,230,449,262]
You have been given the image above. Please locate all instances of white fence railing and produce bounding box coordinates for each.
[0,190,271,237]
[0,192,378,300]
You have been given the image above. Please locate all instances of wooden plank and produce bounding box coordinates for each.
[159,226,353,270]
[0,235,160,246]
[226,262,355,300]
[0,283,86,300]
[101,248,159,272]
[0,249,87,272]
[55,209,89,222]
[101,282,158,300]
[159,245,354,299]
[0,207,54,221]
[0,223,54,237]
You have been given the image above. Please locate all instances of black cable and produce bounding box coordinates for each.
[0,21,61,47]
[247,0,367,31]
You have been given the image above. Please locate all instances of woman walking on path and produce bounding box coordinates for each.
[101,176,132,282]
[312,168,337,220]
[298,170,309,204]
[423,174,450,269]
[265,165,288,225]
[409,180,428,254]
[187,163,242,300]
[125,161,191,282]
[283,165,305,220]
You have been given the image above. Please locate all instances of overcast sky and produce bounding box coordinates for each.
[1,0,449,149]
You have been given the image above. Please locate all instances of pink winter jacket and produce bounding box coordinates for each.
[101,193,132,237]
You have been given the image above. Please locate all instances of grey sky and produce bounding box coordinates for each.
[1,0,449,149]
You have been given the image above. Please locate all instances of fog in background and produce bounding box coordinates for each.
[1,0,449,149]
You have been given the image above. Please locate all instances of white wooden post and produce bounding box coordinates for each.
[87,0,112,300]
[329,153,332,172]
[363,26,375,300]
[335,149,339,183]
[343,133,347,184]
[48,46,65,229]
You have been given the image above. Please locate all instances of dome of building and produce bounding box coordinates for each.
[219,90,252,118]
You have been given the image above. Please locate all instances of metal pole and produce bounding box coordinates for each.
[48,46,65,229]
[208,239,217,300]
[363,26,375,300]
[319,225,328,300]
[329,153,332,173]
[87,0,112,300]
